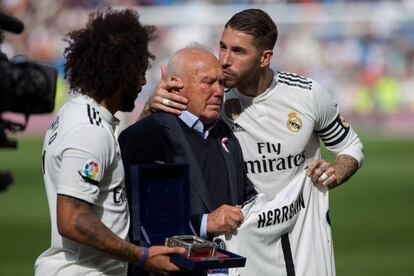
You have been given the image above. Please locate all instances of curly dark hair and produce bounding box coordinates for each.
[225,9,278,51]
[64,8,156,102]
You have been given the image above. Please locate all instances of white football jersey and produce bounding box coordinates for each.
[221,71,364,200]
[35,94,129,276]
[213,71,364,275]
[212,171,334,276]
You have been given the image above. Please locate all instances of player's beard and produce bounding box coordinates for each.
[120,89,140,112]
[224,76,238,89]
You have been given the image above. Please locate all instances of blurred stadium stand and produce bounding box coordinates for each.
[1,0,414,136]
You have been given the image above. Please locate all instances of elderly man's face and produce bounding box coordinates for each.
[183,57,225,124]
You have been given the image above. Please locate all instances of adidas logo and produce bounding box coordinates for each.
[232,123,245,133]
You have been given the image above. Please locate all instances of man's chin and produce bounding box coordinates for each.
[210,112,221,121]
[201,112,221,123]
[224,79,237,89]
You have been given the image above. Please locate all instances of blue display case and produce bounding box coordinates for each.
[129,163,246,271]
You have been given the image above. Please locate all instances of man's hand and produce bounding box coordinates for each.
[207,204,243,235]
[147,64,187,115]
[306,155,359,189]
[57,195,186,274]
[306,159,336,188]
[144,245,185,275]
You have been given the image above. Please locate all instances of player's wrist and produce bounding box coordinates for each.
[136,247,149,267]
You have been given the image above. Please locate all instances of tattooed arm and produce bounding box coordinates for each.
[56,194,183,274]
[330,154,359,188]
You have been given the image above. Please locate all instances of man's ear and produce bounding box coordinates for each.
[170,76,183,94]
[259,50,273,68]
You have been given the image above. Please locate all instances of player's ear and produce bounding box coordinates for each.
[259,50,273,68]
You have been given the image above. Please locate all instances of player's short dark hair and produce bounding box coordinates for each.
[225,9,278,51]
[64,8,156,102]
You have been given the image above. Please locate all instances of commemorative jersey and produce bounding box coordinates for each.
[221,71,364,200]
[212,171,334,276]
[215,71,364,275]
[35,94,129,276]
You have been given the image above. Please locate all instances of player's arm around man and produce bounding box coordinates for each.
[139,64,187,119]
[143,75,364,191]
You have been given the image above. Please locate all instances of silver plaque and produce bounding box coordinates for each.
[165,235,216,258]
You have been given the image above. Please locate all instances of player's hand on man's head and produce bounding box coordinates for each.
[144,245,185,275]
[207,204,243,235]
[306,159,338,188]
[149,64,187,115]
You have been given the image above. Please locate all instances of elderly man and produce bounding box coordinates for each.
[119,47,256,275]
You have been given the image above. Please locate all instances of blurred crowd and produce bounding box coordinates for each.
[1,0,414,133]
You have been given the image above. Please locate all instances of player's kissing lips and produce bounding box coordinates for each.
[223,70,235,78]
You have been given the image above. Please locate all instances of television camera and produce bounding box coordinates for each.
[0,11,57,191]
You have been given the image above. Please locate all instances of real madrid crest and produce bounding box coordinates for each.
[287,112,302,132]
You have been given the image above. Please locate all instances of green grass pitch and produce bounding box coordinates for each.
[0,135,413,275]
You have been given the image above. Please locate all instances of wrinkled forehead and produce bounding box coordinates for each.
[187,55,222,79]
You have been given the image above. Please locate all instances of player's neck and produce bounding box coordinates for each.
[237,68,274,97]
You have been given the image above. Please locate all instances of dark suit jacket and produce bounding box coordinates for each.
[118,112,256,275]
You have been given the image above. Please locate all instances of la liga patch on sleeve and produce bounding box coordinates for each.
[78,159,101,187]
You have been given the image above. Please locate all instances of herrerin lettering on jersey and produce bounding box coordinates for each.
[224,98,242,120]
[287,112,302,132]
[257,192,305,228]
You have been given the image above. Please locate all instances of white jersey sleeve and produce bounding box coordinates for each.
[311,81,364,166]
[36,95,129,276]
[55,125,110,204]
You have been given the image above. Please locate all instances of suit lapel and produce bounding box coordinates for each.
[153,113,214,211]
[213,129,238,205]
